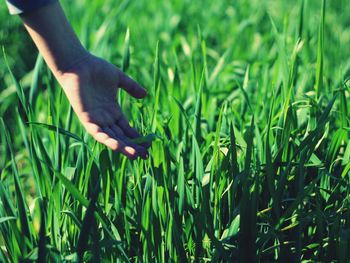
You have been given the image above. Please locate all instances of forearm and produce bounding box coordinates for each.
[20,2,88,78]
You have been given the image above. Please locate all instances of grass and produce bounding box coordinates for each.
[1,0,350,261]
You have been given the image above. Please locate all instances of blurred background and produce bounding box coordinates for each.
[1,0,350,261]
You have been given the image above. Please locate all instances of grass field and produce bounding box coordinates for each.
[1,0,350,262]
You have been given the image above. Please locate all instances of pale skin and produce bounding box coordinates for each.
[20,2,150,160]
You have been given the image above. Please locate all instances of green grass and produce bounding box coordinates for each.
[1,0,350,261]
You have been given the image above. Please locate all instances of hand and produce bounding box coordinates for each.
[19,2,150,160]
[57,54,150,160]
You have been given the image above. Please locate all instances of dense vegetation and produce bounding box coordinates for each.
[1,0,350,261]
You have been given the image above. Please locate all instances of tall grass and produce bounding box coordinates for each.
[1,0,350,261]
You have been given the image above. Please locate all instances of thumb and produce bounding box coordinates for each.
[118,71,147,99]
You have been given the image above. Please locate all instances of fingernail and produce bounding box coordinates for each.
[125,146,136,155]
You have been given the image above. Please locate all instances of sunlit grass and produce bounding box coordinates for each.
[1,0,350,262]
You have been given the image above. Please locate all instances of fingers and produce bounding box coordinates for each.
[85,123,124,152]
[117,116,152,149]
[109,105,151,149]
[117,116,140,139]
[103,126,140,159]
[118,71,147,99]
[110,124,149,159]
[84,122,147,160]
[105,107,151,149]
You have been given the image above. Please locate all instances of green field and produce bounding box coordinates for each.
[1,0,350,262]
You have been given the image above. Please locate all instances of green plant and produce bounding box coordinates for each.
[1,0,350,262]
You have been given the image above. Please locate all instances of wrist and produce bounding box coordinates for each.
[20,2,89,79]
[52,48,90,78]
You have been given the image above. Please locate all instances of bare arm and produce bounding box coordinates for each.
[20,2,87,77]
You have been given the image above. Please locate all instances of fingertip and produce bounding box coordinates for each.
[143,88,148,97]
[125,146,136,156]
[137,87,148,99]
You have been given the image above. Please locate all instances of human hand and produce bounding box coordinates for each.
[57,54,150,160]
[19,2,150,160]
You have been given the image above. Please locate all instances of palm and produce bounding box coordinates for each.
[58,54,149,160]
